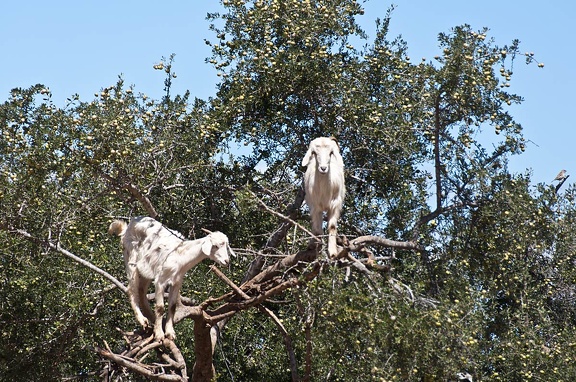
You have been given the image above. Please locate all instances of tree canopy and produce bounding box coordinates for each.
[2,1,575,381]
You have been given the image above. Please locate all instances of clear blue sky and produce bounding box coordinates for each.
[1,1,573,185]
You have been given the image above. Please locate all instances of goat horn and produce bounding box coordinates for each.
[201,228,213,234]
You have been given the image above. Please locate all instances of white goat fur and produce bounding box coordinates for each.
[108,216,234,340]
[302,137,346,257]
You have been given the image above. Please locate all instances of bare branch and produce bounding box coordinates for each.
[124,181,158,219]
[555,174,570,194]
[95,346,185,382]
[210,265,248,299]
[433,95,443,212]
[210,266,299,381]
[97,169,159,219]
[264,187,307,249]
[349,235,424,252]
[249,189,315,240]
[3,225,127,293]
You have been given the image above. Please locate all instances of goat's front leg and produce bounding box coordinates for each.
[128,272,151,329]
[327,209,341,258]
[308,209,324,250]
[153,282,166,340]
[164,282,181,340]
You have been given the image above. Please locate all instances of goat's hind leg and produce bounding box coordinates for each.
[137,278,155,323]
[307,210,324,251]
[128,272,151,329]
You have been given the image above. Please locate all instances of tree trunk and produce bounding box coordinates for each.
[191,318,217,382]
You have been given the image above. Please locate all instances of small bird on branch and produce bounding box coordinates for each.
[552,169,570,194]
[553,169,568,182]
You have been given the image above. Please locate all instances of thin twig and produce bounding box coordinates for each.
[248,189,317,240]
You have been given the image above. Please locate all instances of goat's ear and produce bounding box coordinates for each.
[227,243,236,257]
[302,146,313,166]
[331,145,344,167]
[329,136,340,148]
[201,237,213,256]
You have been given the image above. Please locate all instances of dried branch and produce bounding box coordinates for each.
[210,265,247,298]
[264,187,307,249]
[97,331,188,381]
[123,181,158,219]
[96,346,185,382]
[349,235,424,252]
[555,174,570,194]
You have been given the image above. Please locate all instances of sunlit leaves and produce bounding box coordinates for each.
[199,2,572,380]
[0,1,571,381]
[0,74,225,378]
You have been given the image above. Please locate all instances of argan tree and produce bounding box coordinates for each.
[2,1,576,381]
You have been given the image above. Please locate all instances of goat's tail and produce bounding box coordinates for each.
[108,220,127,237]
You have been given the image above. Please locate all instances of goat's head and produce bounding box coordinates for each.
[201,231,235,266]
[302,137,343,174]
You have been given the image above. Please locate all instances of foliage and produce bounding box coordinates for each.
[2,0,575,381]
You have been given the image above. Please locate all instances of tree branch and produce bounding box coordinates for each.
[249,188,315,240]
[95,346,186,382]
[124,181,159,219]
[98,170,159,219]
[263,187,307,249]
[349,235,424,252]
[433,94,443,212]
[555,174,570,194]
[2,225,127,293]
[210,266,300,382]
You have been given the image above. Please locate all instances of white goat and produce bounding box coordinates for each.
[302,137,346,257]
[108,216,234,340]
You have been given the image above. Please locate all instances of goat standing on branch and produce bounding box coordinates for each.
[108,216,235,340]
[302,137,346,258]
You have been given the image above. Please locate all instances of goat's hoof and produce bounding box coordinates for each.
[154,331,165,341]
[138,318,151,331]
[165,331,176,340]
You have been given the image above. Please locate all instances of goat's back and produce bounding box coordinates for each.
[128,217,189,280]
[127,216,184,242]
